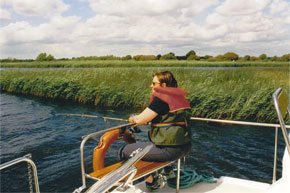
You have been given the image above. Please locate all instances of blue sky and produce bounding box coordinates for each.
[0,0,289,59]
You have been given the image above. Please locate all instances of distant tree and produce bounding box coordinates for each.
[279,54,290,61]
[203,55,213,60]
[259,54,267,60]
[187,55,200,60]
[160,53,177,60]
[250,56,259,61]
[241,55,251,61]
[98,55,120,60]
[215,54,225,61]
[176,55,186,60]
[36,53,55,61]
[36,53,47,61]
[223,52,239,61]
[133,55,157,61]
[122,55,132,60]
[185,50,196,59]
[46,54,55,61]
[157,54,162,60]
[58,58,69,61]
[1,58,33,62]
[272,56,278,61]
[133,55,141,61]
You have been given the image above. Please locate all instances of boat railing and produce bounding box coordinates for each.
[272,87,290,182]
[190,116,290,183]
[75,123,135,193]
[76,117,290,192]
[272,88,290,155]
[0,154,40,193]
[86,145,153,193]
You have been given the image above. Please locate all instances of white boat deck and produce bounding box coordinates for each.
[129,176,270,193]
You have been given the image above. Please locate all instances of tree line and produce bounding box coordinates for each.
[1,50,289,62]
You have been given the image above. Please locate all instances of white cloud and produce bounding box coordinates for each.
[0,8,11,20]
[88,0,180,16]
[81,0,220,43]
[10,0,69,17]
[0,0,11,7]
[88,0,218,17]
[0,0,11,20]
[205,1,288,44]
[0,15,81,45]
[270,0,290,15]
[206,13,227,26]
[215,0,271,15]
[0,0,289,58]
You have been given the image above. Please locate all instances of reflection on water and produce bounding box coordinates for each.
[0,93,285,192]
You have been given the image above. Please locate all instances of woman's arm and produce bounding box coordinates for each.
[129,107,157,125]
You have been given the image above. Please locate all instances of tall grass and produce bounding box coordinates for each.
[0,60,289,68]
[0,68,289,123]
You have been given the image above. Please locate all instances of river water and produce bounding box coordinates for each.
[0,93,285,192]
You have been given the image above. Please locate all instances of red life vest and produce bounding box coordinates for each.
[149,87,192,146]
[149,87,190,112]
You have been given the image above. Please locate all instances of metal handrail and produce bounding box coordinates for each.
[190,117,290,129]
[0,154,40,193]
[78,123,135,192]
[77,117,290,190]
[272,88,290,155]
[190,116,290,184]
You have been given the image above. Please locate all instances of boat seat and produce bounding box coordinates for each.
[89,160,171,180]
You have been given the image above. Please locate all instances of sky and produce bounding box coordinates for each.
[0,0,289,59]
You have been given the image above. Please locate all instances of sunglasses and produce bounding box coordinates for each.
[152,82,161,86]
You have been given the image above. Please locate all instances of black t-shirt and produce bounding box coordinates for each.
[148,97,169,116]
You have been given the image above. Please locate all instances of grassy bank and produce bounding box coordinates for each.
[0,60,289,68]
[0,68,289,123]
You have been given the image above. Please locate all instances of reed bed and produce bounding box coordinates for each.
[0,68,289,123]
[0,60,289,68]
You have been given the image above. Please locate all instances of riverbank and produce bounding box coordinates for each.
[0,68,289,123]
[0,60,289,68]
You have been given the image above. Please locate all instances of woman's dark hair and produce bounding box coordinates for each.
[154,71,178,87]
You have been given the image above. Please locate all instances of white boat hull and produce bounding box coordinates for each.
[112,176,270,193]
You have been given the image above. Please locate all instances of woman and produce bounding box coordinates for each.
[119,71,192,190]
